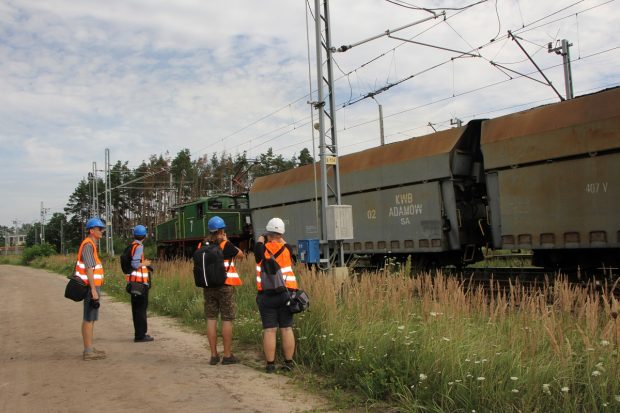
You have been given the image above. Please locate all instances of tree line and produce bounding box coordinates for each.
[11,147,313,253]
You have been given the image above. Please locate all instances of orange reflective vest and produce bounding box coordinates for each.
[125,241,150,284]
[75,237,104,286]
[222,240,242,286]
[256,241,297,291]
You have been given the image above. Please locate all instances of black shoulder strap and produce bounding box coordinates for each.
[273,245,286,259]
[265,244,286,260]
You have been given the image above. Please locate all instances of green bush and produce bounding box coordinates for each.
[21,243,56,265]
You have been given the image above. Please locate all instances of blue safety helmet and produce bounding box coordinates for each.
[133,225,147,236]
[207,216,226,232]
[86,217,105,229]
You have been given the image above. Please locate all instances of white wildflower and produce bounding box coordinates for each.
[510,377,519,381]
[592,370,601,377]
[614,395,620,402]
[430,312,438,317]
[511,389,519,393]
[601,340,610,346]
[542,384,551,395]
[419,373,427,381]
[477,377,486,381]
[442,337,451,341]
[448,382,454,386]
[465,358,471,362]
[397,325,405,330]
[561,387,569,393]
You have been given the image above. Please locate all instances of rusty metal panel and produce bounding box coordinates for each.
[481,87,620,169]
[494,153,620,249]
[250,127,464,208]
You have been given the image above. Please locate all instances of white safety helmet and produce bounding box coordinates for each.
[266,217,285,234]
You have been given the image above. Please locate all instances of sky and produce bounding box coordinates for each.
[1,0,618,228]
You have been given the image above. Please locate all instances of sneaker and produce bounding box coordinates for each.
[221,355,239,365]
[134,335,154,343]
[209,355,220,365]
[92,348,106,356]
[265,363,276,373]
[83,351,106,361]
[280,361,294,372]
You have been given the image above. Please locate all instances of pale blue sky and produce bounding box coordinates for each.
[1,0,618,227]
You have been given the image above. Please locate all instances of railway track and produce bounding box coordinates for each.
[459,266,620,299]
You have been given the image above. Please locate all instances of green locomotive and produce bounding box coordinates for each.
[155,194,253,258]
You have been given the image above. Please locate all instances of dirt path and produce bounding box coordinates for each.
[0,265,333,413]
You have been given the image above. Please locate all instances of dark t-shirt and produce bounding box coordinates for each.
[221,240,239,261]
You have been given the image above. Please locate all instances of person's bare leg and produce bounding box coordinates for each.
[280,327,295,360]
[263,328,277,362]
[82,321,93,349]
[207,319,218,356]
[222,320,233,357]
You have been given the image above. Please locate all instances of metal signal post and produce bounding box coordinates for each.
[313,0,345,268]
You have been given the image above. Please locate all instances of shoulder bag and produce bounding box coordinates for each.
[64,274,89,302]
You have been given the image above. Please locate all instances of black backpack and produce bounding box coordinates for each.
[193,243,227,288]
[260,245,287,292]
[120,243,137,275]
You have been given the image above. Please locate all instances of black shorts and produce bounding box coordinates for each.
[256,291,293,329]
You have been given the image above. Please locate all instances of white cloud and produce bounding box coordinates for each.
[0,0,618,225]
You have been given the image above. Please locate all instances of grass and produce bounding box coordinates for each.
[24,253,620,412]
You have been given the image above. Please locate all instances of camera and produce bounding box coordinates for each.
[90,299,100,309]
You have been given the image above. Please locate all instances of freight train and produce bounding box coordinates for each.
[155,194,252,258]
[249,87,620,273]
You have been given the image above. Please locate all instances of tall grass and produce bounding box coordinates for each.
[31,254,620,412]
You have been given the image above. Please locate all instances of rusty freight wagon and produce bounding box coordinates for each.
[249,87,620,272]
[250,121,490,269]
[482,87,620,271]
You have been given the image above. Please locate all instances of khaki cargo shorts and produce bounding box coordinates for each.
[203,285,236,321]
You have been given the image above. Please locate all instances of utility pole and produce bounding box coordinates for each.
[40,201,50,244]
[92,162,99,218]
[548,39,574,100]
[60,219,64,255]
[13,219,18,254]
[313,0,347,269]
[372,97,385,146]
[105,148,114,255]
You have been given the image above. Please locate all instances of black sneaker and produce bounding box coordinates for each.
[209,355,220,365]
[265,363,276,373]
[280,361,294,372]
[134,335,154,343]
[221,355,239,365]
